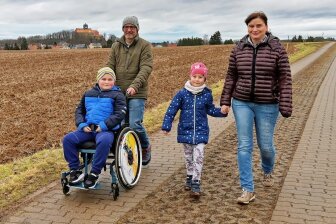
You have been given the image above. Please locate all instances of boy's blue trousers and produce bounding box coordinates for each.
[63,130,114,174]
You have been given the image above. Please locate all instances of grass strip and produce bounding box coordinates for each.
[288,42,325,63]
[0,149,66,211]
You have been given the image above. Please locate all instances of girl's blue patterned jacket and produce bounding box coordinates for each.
[162,87,226,144]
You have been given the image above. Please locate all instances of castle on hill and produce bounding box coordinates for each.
[74,23,100,37]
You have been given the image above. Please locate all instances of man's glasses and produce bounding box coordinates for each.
[123,25,137,30]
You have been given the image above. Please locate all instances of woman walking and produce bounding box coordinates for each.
[220,11,292,204]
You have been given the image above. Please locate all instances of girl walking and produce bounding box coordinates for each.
[162,62,227,199]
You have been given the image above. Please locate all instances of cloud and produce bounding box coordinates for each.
[0,0,335,42]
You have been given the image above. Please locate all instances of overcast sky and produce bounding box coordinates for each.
[0,0,335,42]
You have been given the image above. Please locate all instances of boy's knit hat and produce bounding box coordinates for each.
[97,67,116,82]
[190,62,208,77]
[122,16,139,30]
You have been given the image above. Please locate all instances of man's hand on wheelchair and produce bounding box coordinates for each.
[126,87,136,96]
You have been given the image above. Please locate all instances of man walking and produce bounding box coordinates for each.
[107,16,153,166]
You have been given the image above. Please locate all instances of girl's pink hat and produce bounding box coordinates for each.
[190,62,208,77]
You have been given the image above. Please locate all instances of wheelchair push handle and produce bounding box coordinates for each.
[123,94,131,126]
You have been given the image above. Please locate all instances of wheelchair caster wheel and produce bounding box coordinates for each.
[111,183,119,200]
[61,178,70,195]
[63,185,70,195]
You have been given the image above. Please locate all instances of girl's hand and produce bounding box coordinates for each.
[162,130,169,135]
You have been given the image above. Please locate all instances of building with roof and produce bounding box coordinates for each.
[74,23,100,37]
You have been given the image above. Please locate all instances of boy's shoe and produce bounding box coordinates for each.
[84,173,99,189]
[142,145,151,166]
[237,189,255,204]
[185,175,192,191]
[263,173,274,187]
[69,169,84,185]
[190,180,201,199]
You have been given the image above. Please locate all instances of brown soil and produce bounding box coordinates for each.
[116,45,336,223]
[0,44,297,164]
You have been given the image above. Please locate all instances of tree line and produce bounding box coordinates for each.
[177,31,234,46]
[177,31,335,46]
[290,35,334,42]
[3,37,29,50]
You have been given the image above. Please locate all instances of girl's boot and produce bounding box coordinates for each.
[190,180,201,199]
[185,175,192,190]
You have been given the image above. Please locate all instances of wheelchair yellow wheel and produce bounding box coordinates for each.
[115,127,142,189]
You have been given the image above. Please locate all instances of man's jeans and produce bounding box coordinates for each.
[232,98,279,192]
[128,98,150,149]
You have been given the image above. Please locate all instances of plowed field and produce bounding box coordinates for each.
[0,44,296,164]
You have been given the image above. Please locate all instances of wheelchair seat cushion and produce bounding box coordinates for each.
[80,141,96,149]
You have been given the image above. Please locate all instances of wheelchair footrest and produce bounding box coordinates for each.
[68,182,101,190]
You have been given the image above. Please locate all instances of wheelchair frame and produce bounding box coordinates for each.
[61,125,142,200]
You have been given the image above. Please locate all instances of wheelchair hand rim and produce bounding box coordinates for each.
[115,128,142,189]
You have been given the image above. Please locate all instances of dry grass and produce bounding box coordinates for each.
[288,42,325,63]
[0,148,66,211]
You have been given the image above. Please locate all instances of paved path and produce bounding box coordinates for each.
[1,43,334,224]
[1,90,235,223]
[290,43,334,75]
[270,46,336,224]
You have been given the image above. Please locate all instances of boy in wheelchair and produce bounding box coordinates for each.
[62,67,127,189]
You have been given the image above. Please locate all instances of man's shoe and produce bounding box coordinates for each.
[84,173,99,189]
[69,169,84,185]
[142,145,151,166]
[237,189,255,204]
[263,173,274,187]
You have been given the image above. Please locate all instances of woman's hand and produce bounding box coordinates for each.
[221,105,231,114]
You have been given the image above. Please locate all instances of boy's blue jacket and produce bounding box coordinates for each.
[75,84,127,131]
[162,87,226,144]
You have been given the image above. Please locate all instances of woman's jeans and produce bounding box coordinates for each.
[232,98,279,192]
[128,99,150,149]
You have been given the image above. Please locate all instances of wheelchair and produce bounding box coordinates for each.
[60,124,142,200]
